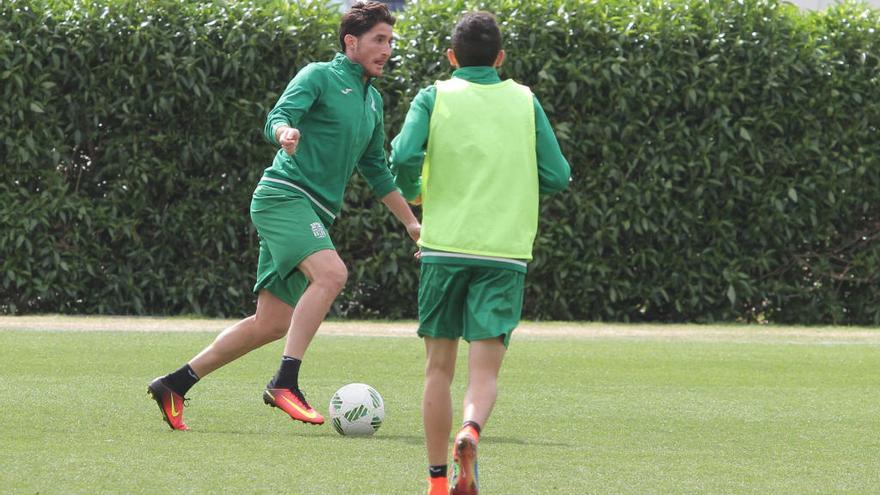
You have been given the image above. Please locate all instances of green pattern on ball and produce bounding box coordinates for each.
[330,393,343,412]
[343,404,368,422]
[368,388,381,409]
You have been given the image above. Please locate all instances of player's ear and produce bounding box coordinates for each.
[344,33,358,53]
[446,48,459,68]
[493,50,505,68]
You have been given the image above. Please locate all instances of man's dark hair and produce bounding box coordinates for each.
[452,11,502,67]
[339,1,396,51]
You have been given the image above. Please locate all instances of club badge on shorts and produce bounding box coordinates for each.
[311,222,327,239]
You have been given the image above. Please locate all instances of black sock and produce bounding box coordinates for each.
[462,420,482,435]
[165,364,199,396]
[428,465,447,478]
[271,356,302,390]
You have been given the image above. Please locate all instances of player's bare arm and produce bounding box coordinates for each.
[381,190,421,242]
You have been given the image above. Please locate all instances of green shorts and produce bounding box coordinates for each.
[250,184,335,307]
[418,264,525,347]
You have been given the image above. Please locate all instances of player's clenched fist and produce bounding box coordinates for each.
[276,126,301,156]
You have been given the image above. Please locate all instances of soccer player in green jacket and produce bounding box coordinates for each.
[391,11,571,495]
[147,1,420,431]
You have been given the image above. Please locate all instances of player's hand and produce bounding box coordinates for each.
[406,221,421,242]
[279,127,301,156]
[414,249,422,260]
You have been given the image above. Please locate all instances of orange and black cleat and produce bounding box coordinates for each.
[147,377,190,431]
[426,476,449,495]
[451,428,479,495]
[263,387,324,425]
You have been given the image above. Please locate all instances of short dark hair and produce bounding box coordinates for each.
[339,1,396,51]
[452,11,502,67]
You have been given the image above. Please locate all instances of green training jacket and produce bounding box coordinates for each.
[260,53,396,223]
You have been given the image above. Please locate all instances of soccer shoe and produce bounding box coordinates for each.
[263,387,324,425]
[426,476,449,495]
[450,429,479,495]
[147,377,190,431]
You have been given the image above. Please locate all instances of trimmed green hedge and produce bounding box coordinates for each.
[2,0,879,323]
[1,0,338,315]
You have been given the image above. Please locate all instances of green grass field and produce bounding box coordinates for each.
[1,318,879,494]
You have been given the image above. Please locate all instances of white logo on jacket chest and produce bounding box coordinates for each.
[341,88,353,95]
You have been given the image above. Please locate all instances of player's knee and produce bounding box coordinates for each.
[315,261,348,294]
[253,315,289,339]
[425,359,455,383]
[265,320,290,339]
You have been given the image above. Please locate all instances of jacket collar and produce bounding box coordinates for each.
[451,66,501,84]
[332,52,374,86]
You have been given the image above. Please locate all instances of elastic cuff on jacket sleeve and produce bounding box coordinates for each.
[395,179,421,202]
[370,177,398,199]
[269,121,288,144]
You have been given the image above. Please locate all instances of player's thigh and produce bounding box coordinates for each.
[253,289,295,332]
[424,337,460,378]
[254,238,315,308]
[467,338,506,379]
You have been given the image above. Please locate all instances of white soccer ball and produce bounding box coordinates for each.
[328,383,385,437]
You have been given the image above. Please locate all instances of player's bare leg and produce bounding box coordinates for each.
[189,290,293,377]
[282,249,348,359]
[462,337,506,427]
[423,336,459,493]
[148,290,293,430]
[451,336,506,495]
[264,249,347,425]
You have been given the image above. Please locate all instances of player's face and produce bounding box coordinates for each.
[347,22,393,78]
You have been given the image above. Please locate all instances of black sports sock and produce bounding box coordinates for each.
[165,364,199,396]
[462,420,482,435]
[428,465,448,478]
[271,356,302,390]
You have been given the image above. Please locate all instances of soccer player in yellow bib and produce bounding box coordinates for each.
[390,11,571,495]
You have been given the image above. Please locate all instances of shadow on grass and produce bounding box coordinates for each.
[482,435,573,447]
[186,429,573,448]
